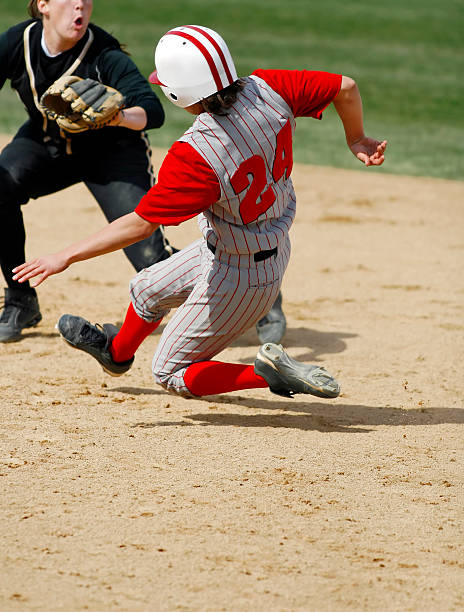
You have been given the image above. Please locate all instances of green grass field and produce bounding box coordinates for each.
[1,0,463,179]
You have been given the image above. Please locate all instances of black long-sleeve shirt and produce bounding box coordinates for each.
[0,19,165,145]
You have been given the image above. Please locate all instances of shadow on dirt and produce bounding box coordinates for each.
[112,386,464,433]
[231,325,357,362]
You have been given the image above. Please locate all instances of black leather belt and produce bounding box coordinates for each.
[207,242,277,262]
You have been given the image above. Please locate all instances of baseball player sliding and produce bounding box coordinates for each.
[13,25,386,399]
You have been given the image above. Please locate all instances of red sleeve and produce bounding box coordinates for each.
[252,69,342,119]
[135,141,221,226]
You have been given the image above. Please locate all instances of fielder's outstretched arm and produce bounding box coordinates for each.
[12,212,158,287]
[333,76,387,166]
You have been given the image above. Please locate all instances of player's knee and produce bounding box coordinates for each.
[153,368,194,399]
[129,275,170,322]
[0,166,27,207]
[124,243,168,271]
[124,228,172,271]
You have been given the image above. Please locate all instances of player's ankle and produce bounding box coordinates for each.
[109,343,134,364]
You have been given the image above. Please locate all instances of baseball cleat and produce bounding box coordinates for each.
[254,342,340,399]
[0,288,42,343]
[256,291,286,344]
[57,314,133,376]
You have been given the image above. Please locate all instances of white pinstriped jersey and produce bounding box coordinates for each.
[179,75,296,255]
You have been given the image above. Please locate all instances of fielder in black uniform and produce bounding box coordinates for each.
[0,0,175,342]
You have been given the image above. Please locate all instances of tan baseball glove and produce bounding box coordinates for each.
[40,75,126,133]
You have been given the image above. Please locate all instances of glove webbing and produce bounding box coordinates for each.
[70,78,116,112]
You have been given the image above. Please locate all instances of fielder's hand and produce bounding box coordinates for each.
[349,137,387,167]
[40,75,125,133]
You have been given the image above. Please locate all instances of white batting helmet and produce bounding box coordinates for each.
[148,25,238,108]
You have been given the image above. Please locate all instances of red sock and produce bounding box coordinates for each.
[110,303,161,363]
[183,360,268,397]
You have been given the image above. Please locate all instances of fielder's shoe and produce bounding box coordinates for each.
[0,288,42,343]
[57,314,133,376]
[256,291,286,344]
[254,342,340,399]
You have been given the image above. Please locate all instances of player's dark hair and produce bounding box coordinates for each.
[119,43,131,56]
[201,79,246,115]
[27,0,43,19]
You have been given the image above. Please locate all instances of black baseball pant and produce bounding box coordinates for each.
[0,120,171,292]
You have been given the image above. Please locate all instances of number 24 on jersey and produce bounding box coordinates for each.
[231,120,293,224]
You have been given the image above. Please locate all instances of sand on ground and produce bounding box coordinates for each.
[0,136,463,611]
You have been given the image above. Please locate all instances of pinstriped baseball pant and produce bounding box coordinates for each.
[129,237,291,396]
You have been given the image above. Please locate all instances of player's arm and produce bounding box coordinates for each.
[333,76,386,166]
[12,143,218,287]
[253,69,386,167]
[12,212,158,287]
[99,49,165,130]
[106,106,148,130]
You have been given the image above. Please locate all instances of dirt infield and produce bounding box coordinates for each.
[0,137,463,611]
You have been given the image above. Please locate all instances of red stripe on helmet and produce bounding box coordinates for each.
[183,26,234,85]
[168,31,226,92]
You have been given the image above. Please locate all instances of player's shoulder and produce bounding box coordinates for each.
[88,23,122,52]
[249,69,289,86]
[247,70,286,93]
[2,19,36,41]
[0,19,37,58]
[245,71,293,112]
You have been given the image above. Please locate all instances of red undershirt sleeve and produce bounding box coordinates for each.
[252,69,342,119]
[135,141,221,226]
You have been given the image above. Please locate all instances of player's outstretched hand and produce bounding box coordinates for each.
[12,254,69,287]
[350,138,387,167]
